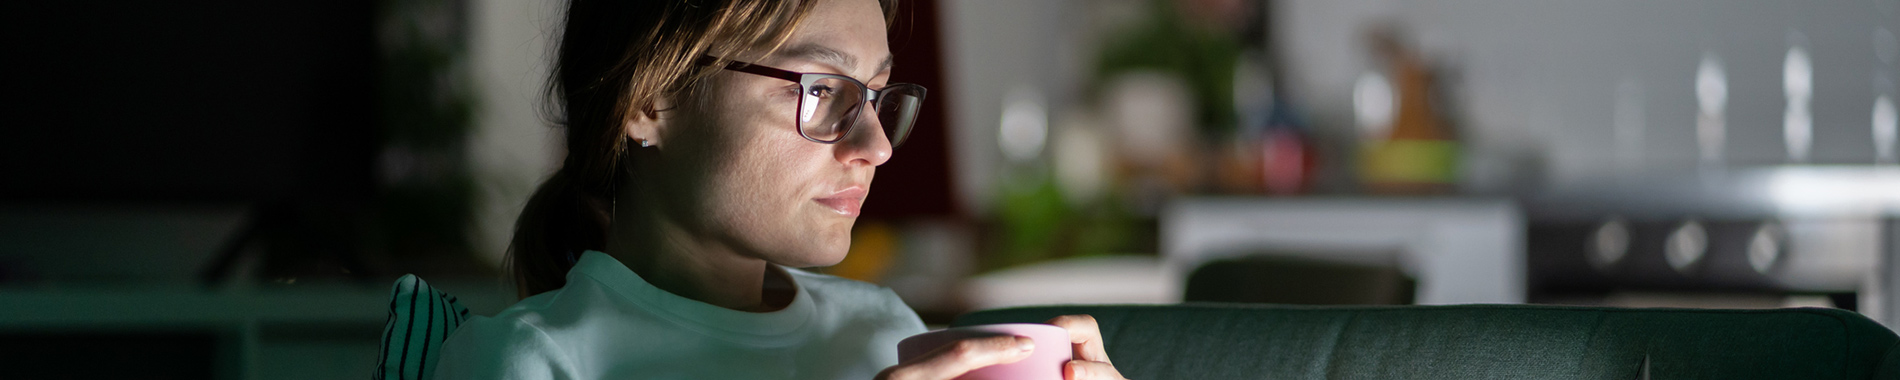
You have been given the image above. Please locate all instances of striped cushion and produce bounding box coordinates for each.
[375,274,470,380]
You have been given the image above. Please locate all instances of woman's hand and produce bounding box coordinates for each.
[875,314,1125,380]
[1046,315,1127,380]
[875,335,1036,380]
[877,315,1124,380]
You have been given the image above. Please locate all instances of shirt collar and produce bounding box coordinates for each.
[568,250,815,339]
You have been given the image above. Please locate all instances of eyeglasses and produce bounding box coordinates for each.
[697,56,926,148]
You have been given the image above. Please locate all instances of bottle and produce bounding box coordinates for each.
[1358,28,1460,195]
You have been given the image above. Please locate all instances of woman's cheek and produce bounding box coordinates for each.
[732,112,812,208]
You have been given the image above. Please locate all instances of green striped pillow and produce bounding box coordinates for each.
[375,274,470,380]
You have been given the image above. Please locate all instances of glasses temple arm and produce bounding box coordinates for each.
[695,55,803,82]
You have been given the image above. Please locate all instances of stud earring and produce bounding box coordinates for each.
[639,139,653,148]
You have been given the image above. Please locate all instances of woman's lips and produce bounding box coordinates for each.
[814,187,867,216]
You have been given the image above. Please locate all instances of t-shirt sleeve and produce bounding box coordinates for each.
[865,287,930,368]
[430,316,578,380]
[880,288,929,336]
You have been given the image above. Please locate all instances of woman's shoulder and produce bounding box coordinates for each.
[437,287,578,352]
[433,294,579,379]
[441,290,563,348]
[489,289,565,321]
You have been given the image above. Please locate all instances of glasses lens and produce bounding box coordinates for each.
[875,85,926,148]
[798,76,866,142]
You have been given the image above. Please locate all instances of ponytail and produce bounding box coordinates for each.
[505,169,612,298]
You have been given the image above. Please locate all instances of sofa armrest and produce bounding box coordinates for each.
[955,304,1899,379]
[1878,341,1900,380]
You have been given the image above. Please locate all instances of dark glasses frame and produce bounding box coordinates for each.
[695,55,926,148]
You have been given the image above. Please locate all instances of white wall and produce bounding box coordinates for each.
[467,0,561,267]
[941,0,1107,214]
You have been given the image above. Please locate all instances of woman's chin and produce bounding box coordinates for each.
[770,237,851,268]
[777,250,848,268]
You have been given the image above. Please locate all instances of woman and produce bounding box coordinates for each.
[431,0,1127,379]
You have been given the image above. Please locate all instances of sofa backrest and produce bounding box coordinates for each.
[954,304,1899,379]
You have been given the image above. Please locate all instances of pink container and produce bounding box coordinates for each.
[896,323,1072,380]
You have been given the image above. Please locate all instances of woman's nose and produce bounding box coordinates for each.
[836,108,893,166]
[835,107,894,167]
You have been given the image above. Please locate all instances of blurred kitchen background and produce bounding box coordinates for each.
[5,0,1900,378]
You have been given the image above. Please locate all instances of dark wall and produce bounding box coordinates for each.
[0,1,377,203]
[863,0,961,219]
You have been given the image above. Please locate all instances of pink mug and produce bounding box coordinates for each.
[896,323,1072,380]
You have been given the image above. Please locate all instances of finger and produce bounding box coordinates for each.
[1046,315,1110,363]
[1066,360,1126,380]
[883,335,1035,380]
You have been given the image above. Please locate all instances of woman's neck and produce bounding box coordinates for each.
[604,202,790,313]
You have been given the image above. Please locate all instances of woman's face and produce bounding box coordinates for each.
[647,0,894,268]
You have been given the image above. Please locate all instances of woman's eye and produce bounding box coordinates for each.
[807,84,836,98]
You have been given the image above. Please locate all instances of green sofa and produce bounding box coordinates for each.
[954,304,1900,379]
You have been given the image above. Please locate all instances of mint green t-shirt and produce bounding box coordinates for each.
[432,251,927,379]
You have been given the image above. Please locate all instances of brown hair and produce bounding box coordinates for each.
[508,0,899,298]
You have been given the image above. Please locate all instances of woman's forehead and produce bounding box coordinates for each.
[774,43,894,76]
[776,0,891,75]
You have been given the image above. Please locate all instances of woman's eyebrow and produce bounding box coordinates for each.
[777,43,894,74]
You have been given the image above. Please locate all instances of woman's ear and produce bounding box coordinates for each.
[624,96,673,148]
